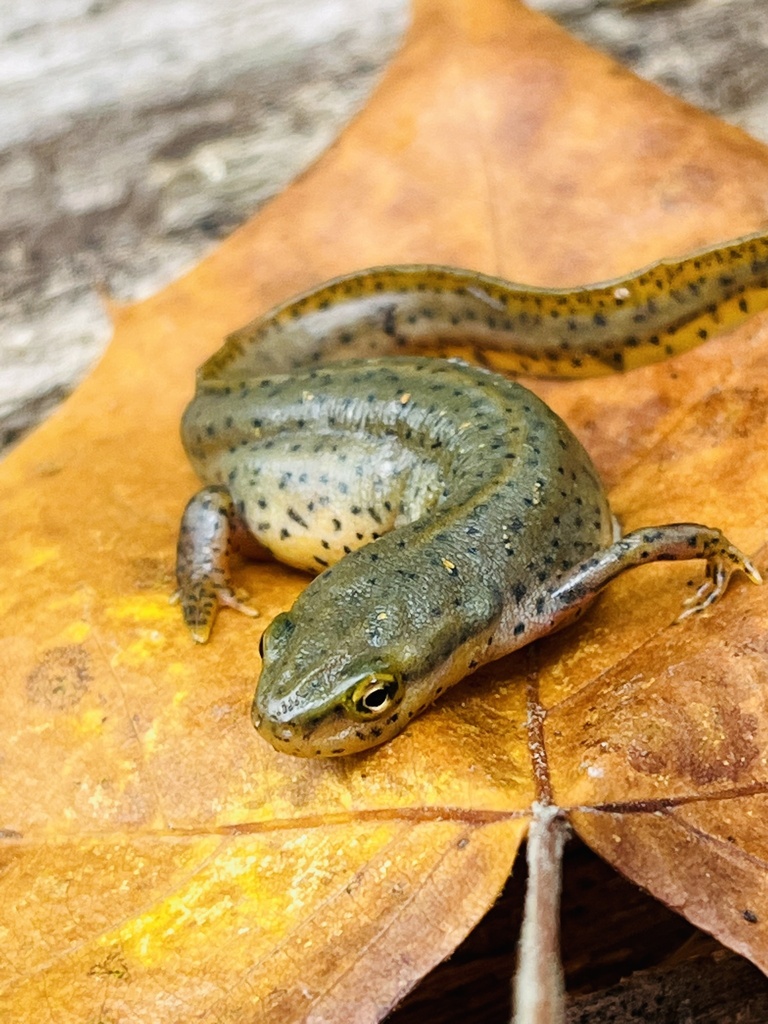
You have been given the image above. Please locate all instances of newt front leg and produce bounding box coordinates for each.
[173,485,259,643]
[545,524,762,631]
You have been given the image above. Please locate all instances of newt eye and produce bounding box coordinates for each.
[258,632,265,659]
[349,672,403,719]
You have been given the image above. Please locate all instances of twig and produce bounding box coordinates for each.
[512,803,569,1024]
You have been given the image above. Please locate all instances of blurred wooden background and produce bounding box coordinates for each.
[0,0,406,449]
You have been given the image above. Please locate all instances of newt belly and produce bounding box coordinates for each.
[176,232,767,756]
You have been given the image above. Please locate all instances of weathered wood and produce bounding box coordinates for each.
[0,0,407,448]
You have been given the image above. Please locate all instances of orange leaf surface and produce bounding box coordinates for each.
[3,0,768,1019]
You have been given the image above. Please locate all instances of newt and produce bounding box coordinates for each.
[176,231,767,756]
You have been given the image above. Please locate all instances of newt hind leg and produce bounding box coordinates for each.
[173,485,259,643]
[546,524,761,628]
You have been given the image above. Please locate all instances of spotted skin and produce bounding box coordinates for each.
[203,231,768,380]
[177,232,766,756]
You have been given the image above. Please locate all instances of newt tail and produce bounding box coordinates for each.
[199,230,768,383]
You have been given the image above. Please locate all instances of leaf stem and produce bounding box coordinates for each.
[512,803,569,1024]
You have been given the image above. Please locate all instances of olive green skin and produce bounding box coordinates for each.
[183,357,612,755]
[178,234,768,756]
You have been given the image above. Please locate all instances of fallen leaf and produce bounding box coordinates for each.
[2,0,768,1020]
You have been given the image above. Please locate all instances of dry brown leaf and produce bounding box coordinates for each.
[2,0,768,1019]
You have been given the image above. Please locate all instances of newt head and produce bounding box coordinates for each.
[251,604,419,757]
[249,541,481,757]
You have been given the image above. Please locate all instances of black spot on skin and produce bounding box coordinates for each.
[288,507,309,529]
